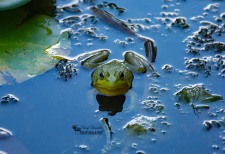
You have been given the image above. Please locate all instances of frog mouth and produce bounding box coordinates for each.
[92,82,131,96]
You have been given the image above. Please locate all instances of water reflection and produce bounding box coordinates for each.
[96,94,126,116]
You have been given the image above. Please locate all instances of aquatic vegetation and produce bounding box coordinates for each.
[156,8,190,29]
[90,3,158,63]
[0,127,12,138]
[95,1,126,14]
[60,14,97,27]
[141,82,168,114]
[0,2,70,85]
[100,118,113,144]
[123,116,158,135]
[55,60,77,80]
[183,2,225,78]
[125,124,148,135]
[171,17,189,29]
[218,69,225,77]
[184,54,225,76]
[174,83,223,104]
[203,119,224,131]
[144,40,157,62]
[205,42,225,52]
[0,0,31,11]
[124,115,169,135]
[59,2,157,62]
[75,27,108,40]
[141,100,165,113]
[185,24,225,55]
[58,3,82,13]
[2,0,225,153]
[161,64,173,72]
[175,84,223,117]
[77,144,89,151]
[1,94,19,104]
[185,57,211,76]
[203,3,220,12]
[90,6,136,35]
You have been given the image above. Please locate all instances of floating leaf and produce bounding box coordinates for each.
[202,95,223,103]
[125,123,148,135]
[174,84,223,104]
[123,116,158,135]
[0,8,70,85]
[0,0,31,11]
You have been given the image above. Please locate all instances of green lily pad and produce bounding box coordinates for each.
[174,84,223,104]
[0,9,70,85]
[0,0,31,11]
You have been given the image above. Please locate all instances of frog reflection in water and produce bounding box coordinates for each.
[79,49,157,96]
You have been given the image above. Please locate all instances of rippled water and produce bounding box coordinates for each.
[1,0,225,153]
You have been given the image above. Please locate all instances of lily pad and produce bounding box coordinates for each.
[174,84,223,104]
[0,9,70,85]
[0,0,31,11]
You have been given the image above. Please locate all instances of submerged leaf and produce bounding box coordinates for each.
[0,9,70,85]
[174,84,223,104]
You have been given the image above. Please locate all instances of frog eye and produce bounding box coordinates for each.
[99,72,104,79]
[119,71,124,79]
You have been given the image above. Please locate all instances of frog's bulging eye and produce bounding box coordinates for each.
[99,72,104,79]
[119,71,124,79]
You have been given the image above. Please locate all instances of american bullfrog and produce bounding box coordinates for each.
[54,48,157,96]
[79,49,157,96]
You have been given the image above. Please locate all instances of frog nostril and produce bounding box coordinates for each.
[99,72,104,79]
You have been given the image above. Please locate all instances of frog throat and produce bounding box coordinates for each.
[92,81,132,96]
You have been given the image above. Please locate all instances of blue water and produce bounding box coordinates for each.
[1,0,225,153]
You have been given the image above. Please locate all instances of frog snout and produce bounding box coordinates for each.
[107,74,117,84]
